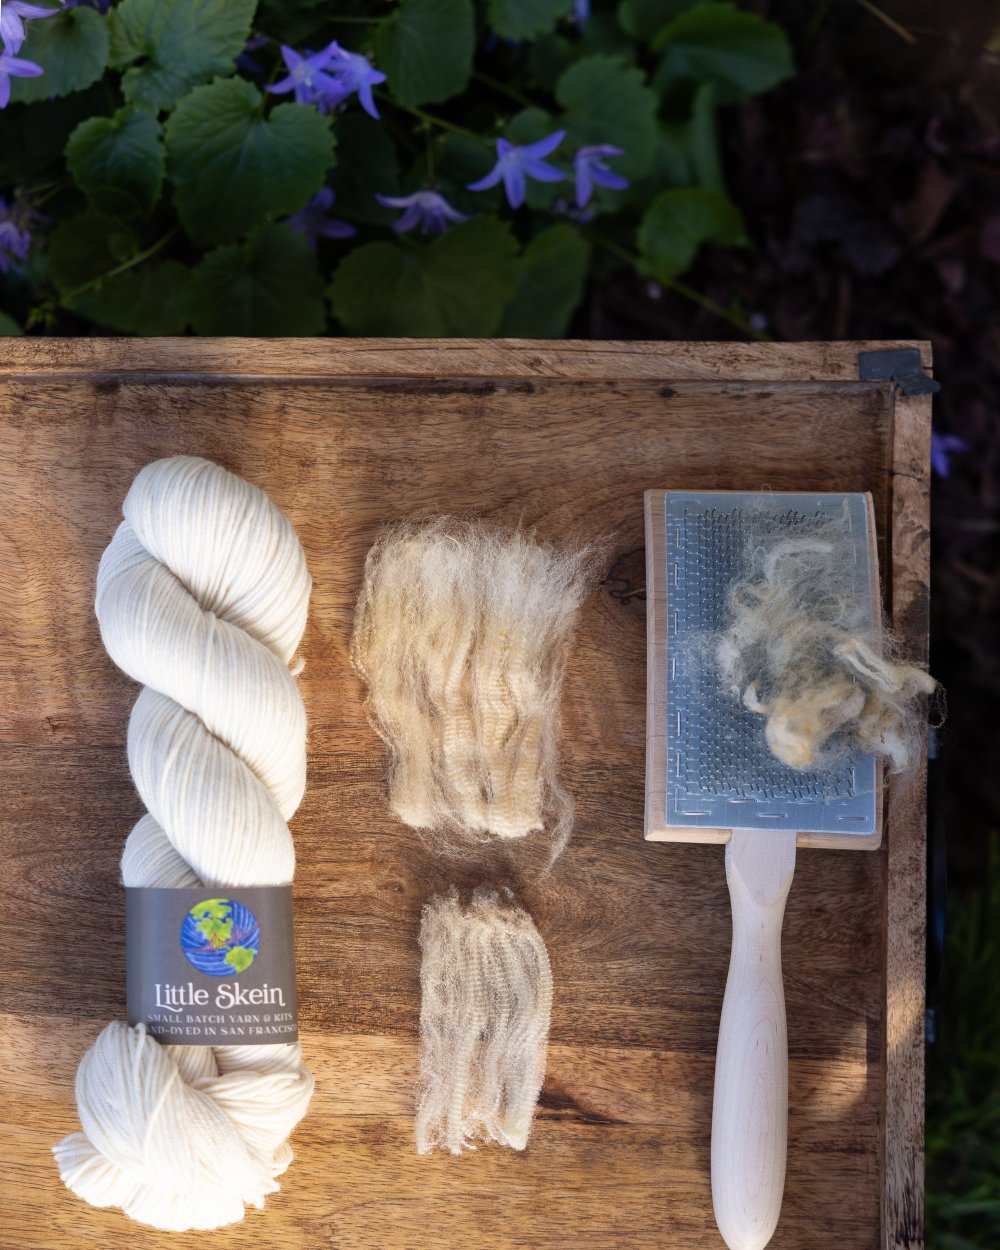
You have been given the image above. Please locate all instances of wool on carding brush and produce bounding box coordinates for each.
[716,520,936,772]
[416,888,553,1155]
[351,518,595,862]
[52,456,314,1232]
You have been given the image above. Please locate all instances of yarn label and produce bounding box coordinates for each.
[126,886,298,1046]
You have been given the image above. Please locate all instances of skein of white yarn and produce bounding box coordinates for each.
[52,456,315,1231]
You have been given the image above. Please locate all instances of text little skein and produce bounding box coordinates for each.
[154,981,287,1011]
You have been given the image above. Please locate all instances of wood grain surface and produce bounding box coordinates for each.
[0,339,930,1250]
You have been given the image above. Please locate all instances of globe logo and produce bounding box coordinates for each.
[180,898,261,977]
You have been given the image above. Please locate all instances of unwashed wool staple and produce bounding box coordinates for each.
[52,456,314,1231]
[716,523,936,773]
[351,518,596,863]
[416,888,553,1155]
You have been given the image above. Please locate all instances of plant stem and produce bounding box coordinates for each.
[60,227,180,305]
[375,91,487,144]
[473,69,534,109]
[587,231,771,341]
[853,0,917,43]
[19,176,65,199]
[28,185,67,209]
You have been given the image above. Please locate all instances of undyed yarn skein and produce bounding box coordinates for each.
[351,517,595,864]
[53,456,315,1231]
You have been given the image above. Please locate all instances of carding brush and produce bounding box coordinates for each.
[643,490,883,1250]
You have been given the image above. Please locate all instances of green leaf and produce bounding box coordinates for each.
[0,83,116,185]
[637,187,745,278]
[686,80,724,193]
[508,106,560,145]
[164,77,335,246]
[658,81,725,193]
[579,12,636,60]
[9,6,110,105]
[327,114,400,225]
[66,107,165,218]
[433,133,501,215]
[498,225,589,338]
[653,3,794,105]
[488,0,571,41]
[0,311,24,336]
[47,213,138,293]
[376,0,474,108]
[72,262,195,333]
[224,945,256,972]
[329,217,518,336]
[555,55,658,179]
[192,224,327,335]
[526,34,574,92]
[109,0,256,113]
[621,130,689,209]
[617,0,704,41]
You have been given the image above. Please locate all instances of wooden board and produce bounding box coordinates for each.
[0,339,931,1250]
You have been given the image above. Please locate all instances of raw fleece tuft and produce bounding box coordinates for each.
[351,518,597,863]
[416,888,552,1155]
[716,522,936,773]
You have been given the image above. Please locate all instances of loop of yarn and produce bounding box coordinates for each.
[53,456,314,1231]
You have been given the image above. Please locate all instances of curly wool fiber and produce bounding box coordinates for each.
[351,518,594,861]
[53,456,314,1231]
[416,888,553,1155]
[717,527,935,773]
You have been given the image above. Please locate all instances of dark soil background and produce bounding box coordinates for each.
[584,3,1000,1244]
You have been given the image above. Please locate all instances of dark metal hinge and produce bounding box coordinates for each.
[857,347,941,396]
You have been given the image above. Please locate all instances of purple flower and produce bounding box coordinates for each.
[62,0,111,11]
[467,131,566,209]
[324,41,386,120]
[930,432,969,478]
[266,41,386,120]
[0,50,43,109]
[0,0,59,56]
[573,144,629,208]
[574,0,591,25]
[266,44,345,108]
[375,189,469,234]
[0,198,31,273]
[287,188,356,249]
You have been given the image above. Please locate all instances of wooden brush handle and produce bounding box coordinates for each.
[711,828,797,1250]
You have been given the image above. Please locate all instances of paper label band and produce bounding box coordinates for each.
[125,885,298,1046]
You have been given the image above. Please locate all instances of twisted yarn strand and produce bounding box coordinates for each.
[53,456,314,1231]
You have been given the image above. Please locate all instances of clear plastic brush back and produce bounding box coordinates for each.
[664,491,878,835]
